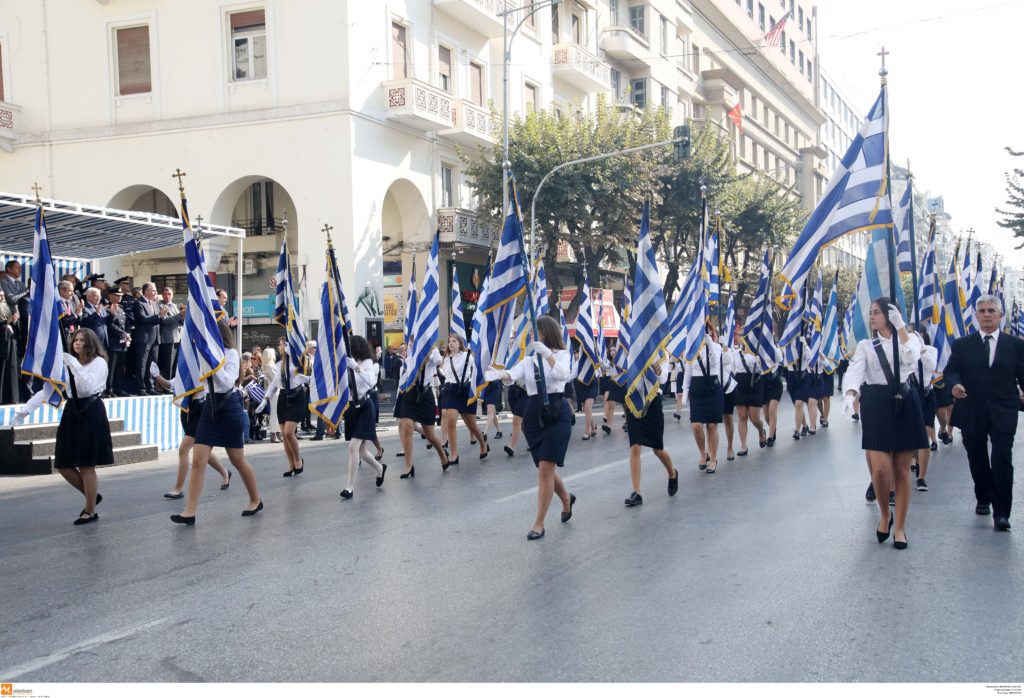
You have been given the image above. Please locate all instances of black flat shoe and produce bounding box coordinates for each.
[737,450,748,457]
[929,442,937,451]
[561,493,576,523]
[792,431,800,440]
[163,491,185,499]
[526,529,545,540]
[294,459,304,475]
[480,444,490,460]
[698,456,708,471]
[396,451,405,458]
[807,429,816,436]
[495,431,503,439]
[504,445,514,457]
[801,426,809,436]
[375,449,385,460]
[241,500,264,516]
[877,511,894,543]
[376,464,387,488]
[221,471,232,491]
[170,514,195,525]
[282,470,295,477]
[668,470,679,496]
[893,534,908,550]
[443,457,458,471]
[339,490,353,499]
[74,512,98,526]
[766,437,775,447]
[727,454,735,461]
[758,429,767,447]
[705,460,717,474]
[624,492,643,507]
[673,413,681,420]
[601,424,612,434]
[400,465,416,479]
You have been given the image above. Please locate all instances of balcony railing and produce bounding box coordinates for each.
[551,43,611,92]
[440,100,495,148]
[382,79,455,132]
[0,101,19,153]
[433,0,518,38]
[437,208,497,248]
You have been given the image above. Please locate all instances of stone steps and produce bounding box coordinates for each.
[0,418,158,475]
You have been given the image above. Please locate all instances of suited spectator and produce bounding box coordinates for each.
[1,260,30,357]
[102,290,130,397]
[0,291,20,404]
[132,283,162,395]
[157,287,184,380]
[57,280,83,332]
[78,288,110,349]
[217,288,239,328]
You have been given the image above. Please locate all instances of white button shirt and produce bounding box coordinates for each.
[440,350,476,386]
[346,357,380,400]
[843,334,923,394]
[504,349,572,396]
[981,331,999,367]
[682,341,731,393]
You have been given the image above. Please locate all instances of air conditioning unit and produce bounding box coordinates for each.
[243,258,257,276]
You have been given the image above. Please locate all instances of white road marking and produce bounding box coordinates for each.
[492,456,632,504]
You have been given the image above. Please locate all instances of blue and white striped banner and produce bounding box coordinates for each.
[804,270,823,372]
[401,233,440,392]
[450,271,467,343]
[21,208,66,408]
[820,276,841,373]
[895,178,914,273]
[274,237,308,379]
[851,224,907,343]
[742,250,776,372]
[572,275,599,385]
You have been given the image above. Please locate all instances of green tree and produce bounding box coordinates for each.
[996,147,1024,246]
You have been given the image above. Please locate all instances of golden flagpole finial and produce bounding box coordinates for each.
[172,168,187,196]
[322,223,334,246]
[31,182,43,204]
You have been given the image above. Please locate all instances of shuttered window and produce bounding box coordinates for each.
[392,23,408,80]
[469,62,484,106]
[116,26,151,95]
[438,45,452,93]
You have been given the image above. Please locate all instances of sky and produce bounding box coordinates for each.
[814,0,1024,265]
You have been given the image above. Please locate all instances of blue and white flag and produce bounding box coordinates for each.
[840,300,857,360]
[173,198,227,409]
[470,267,495,400]
[403,266,418,346]
[968,246,984,333]
[932,302,954,376]
[309,242,351,429]
[943,254,968,341]
[707,221,721,306]
[820,275,841,373]
[274,238,309,378]
[1012,304,1024,338]
[595,295,608,368]
[742,250,776,372]
[895,178,915,273]
[804,270,824,372]
[917,219,941,338]
[667,195,710,362]
[573,275,599,385]
[851,224,907,343]
[779,85,892,308]
[400,233,440,392]
[722,296,736,350]
[20,207,66,408]
[960,243,976,334]
[450,271,467,343]
[611,288,632,385]
[624,203,670,417]
[534,260,549,317]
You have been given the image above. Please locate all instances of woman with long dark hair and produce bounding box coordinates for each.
[490,316,574,540]
[394,343,450,477]
[15,328,113,525]
[623,351,678,506]
[439,334,488,464]
[842,298,925,550]
[731,343,768,456]
[171,320,263,524]
[262,336,308,476]
[682,323,730,474]
[340,335,386,499]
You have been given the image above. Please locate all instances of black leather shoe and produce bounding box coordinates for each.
[668,470,679,496]
[340,490,353,499]
[561,493,576,523]
[241,500,264,516]
[164,491,185,499]
[526,529,545,540]
[976,502,991,516]
[792,431,800,440]
[480,444,490,460]
[495,431,503,439]
[865,483,876,502]
[737,450,748,457]
[170,514,195,525]
[929,442,937,451]
[74,512,99,526]
[444,457,459,470]
[601,424,612,435]
[877,510,894,543]
[376,464,387,488]
[503,445,514,457]
[994,516,1011,531]
[624,491,643,507]
[293,459,304,475]
[400,466,415,479]
[893,534,908,550]
[220,472,232,491]
[282,470,294,477]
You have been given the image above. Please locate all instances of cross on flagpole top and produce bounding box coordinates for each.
[172,168,187,195]
[877,46,889,82]
[31,182,42,203]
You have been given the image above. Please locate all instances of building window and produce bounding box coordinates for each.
[758,4,766,31]
[631,78,646,109]
[806,60,812,83]
[609,0,619,25]
[692,45,700,73]
[230,10,266,81]
[752,143,759,167]
[661,85,669,107]
[0,40,5,101]
[774,114,780,135]
[780,29,787,53]
[806,18,812,37]
[469,61,484,105]
[525,82,538,112]
[799,49,804,73]
[610,68,622,101]
[440,165,454,208]
[660,16,669,54]
[629,6,645,38]
[391,22,408,80]
[525,0,536,27]
[151,274,190,297]
[746,0,754,18]
[115,25,152,96]
[438,45,453,93]
[789,39,795,62]
[740,135,747,159]
[798,6,804,29]
[572,12,582,44]
[551,5,560,43]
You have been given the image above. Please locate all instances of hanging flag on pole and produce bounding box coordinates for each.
[741,250,776,372]
[308,235,352,429]
[960,242,976,334]
[804,270,824,373]
[722,296,736,349]
[403,264,418,347]
[274,237,309,379]
[943,252,968,341]
[624,202,670,417]
[573,274,599,385]
[20,205,67,408]
[850,224,908,342]
[450,271,467,343]
[399,233,441,392]
[667,190,709,362]
[763,13,789,47]
[727,103,743,131]
[611,288,632,385]
[895,178,915,273]
[778,85,892,309]
[820,273,841,374]
[917,217,941,340]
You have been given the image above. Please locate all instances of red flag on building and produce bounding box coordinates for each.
[727,103,742,131]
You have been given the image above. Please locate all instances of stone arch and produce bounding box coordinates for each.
[107,185,177,216]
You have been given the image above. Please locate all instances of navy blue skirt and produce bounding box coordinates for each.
[481,381,503,408]
[508,384,528,418]
[277,387,308,424]
[689,376,724,424]
[575,378,599,402]
[765,374,784,402]
[395,391,437,426]
[344,398,378,441]
[723,389,736,415]
[860,384,928,452]
[933,382,953,408]
[440,384,474,414]
[180,398,205,439]
[675,373,685,393]
[915,383,937,430]
[794,373,820,402]
[821,373,835,397]
[733,374,764,407]
[55,396,114,469]
[523,394,572,467]
[606,380,626,403]
[196,391,245,449]
[626,401,665,450]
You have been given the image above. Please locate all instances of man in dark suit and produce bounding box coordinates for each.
[78,288,109,349]
[105,290,131,397]
[157,287,184,381]
[132,283,162,395]
[944,295,1024,531]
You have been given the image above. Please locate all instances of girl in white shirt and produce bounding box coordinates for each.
[394,344,450,477]
[340,335,386,498]
[491,316,575,540]
[682,325,731,473]
[842,298,927,550]
[263,337,309,477]
[622,352,678,507]
[439,334,488,465]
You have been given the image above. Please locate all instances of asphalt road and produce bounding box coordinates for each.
[0,399,1021,683]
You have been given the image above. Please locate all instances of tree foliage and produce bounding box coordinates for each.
[996,147,1024,247]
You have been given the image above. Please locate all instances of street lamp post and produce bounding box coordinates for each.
[499,0,561,220]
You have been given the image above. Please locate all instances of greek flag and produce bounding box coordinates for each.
[624,204,670,417]
[400,233,440,392]
[968,248,984,333]
[470,268,494,399]
[173,198,227,408]
[840,301,857,360]
[722,296,736,349]
[506,261,547,369]
[573,275,599,385]
[611,288,632,386]
[481,210,528,320]
[780,282,805,368]
[595,295,609,368]
[1012,304,1024,338]
[933,303,954,376]
[534,260,549,316]
[274,238,308,378]
[779,85,892,308]
[450,271,467,343]
[707,222,721,306]
[403,267,418,346]
[851,224,907,342]
[895,178,915,273]
[804,270,824,372]
[667,196,710,362]
[943,254,968,340]
[960,244,976,334]
[820,275,841,373]
[917,219,941,337]
[742,251,776,372]
[309,241,351,429]
[20,207,66,408]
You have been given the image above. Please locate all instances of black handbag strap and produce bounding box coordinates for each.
[871,339,898,389]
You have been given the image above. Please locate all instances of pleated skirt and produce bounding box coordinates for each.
[344,399,378,441]
[606,381,626,404]
[916,383,937,430]
[933,382,954,408]
[180,398,205,439]
[481,381,503,408]
[764,374,784,402]
[395,391,437,426]
[821,373,835,398]
[440,385,474,414]
[523,394,572,467]
[689,376,724,424]
[575,378,599,402]
[196,391,245,450]
[508,384,529,418]
[55,396,114,469]
[860,384,928,452]
[276,388,309,424]
[626,401,665,450]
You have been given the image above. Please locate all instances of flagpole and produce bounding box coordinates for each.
[511,176,549,409]
[906,169,920,327]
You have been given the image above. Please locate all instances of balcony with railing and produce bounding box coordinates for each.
[600,26,650,63]
[0,102,19,153]
[382,79,455,132]
[440,100,495,149]
[437,208,497,248]
[433,0,517,38]
[551,43,611,93]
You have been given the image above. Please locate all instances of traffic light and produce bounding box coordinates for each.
[674,124,691,160]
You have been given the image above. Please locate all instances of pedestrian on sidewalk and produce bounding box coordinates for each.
[623,353,678,507]
[15,328,112,525]
[842,298,925,550]
[943,295,1024,532]
[340,336,386,499]
[171,319,263,525]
